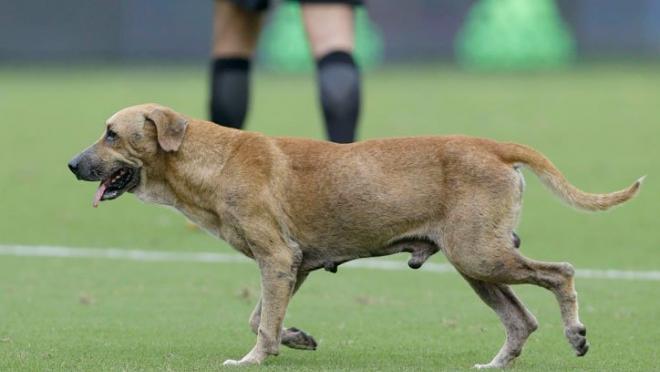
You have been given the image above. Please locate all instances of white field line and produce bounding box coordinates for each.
[1,244,659,281]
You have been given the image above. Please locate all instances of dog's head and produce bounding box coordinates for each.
[67,103,188,207]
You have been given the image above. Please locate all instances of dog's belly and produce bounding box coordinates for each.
[298,234,442,273]
[294,206,445,273]
[287,170,447,272]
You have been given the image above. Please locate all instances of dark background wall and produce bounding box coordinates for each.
[1,0,659,62]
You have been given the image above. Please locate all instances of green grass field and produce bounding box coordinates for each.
[0,64,659,371]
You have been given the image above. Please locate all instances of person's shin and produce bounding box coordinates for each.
[210,57,252,129]
[316,51,361,143]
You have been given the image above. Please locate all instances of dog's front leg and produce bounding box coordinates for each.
[249,272,317,350]
[224,251,299,366]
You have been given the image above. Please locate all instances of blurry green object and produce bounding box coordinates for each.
[259,2,383,72]
[456,0,576,70]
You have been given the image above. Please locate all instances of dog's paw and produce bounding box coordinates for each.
[282,327,318,350]
[223,352,265,367]
[473,362,505,369]
[223,359,241,367]
[223,358,260,367]
[565,324,589,357]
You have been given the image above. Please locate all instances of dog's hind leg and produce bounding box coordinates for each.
[452,239,589,361]
[460,274,538,369]
[249,271,317,350]
[504,256,589,358]
[443,200,587,366]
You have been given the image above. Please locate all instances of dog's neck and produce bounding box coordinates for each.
[134,120,246,235]
[136,121,243,202]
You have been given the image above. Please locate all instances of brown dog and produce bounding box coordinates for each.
[68,104,643,368]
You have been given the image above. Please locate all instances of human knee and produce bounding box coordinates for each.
[302,3,355,57]
[212,0,262,57]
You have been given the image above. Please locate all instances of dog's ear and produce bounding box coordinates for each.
[144,107,188,152]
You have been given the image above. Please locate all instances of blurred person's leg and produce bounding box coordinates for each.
[210,0,265,129]
[302,2,361,143]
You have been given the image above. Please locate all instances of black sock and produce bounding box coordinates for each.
[317,51,361,143]
[210,58,251,129]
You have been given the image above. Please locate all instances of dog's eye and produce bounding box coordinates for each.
[105,129,118,142]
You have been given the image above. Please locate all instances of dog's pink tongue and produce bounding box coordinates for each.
[93,182,107,208]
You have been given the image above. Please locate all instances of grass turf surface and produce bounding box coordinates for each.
[0,63,659,370]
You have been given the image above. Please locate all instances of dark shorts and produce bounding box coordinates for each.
[229,0,363,12]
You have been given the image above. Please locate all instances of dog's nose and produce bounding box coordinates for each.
[68,159,80,176]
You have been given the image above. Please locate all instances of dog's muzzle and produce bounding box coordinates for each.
[68,151,101,181]
[68,150,140,207]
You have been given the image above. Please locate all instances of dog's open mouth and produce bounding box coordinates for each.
[93,167,140,207]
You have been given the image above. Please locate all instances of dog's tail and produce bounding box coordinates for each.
[495,142,644,211]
